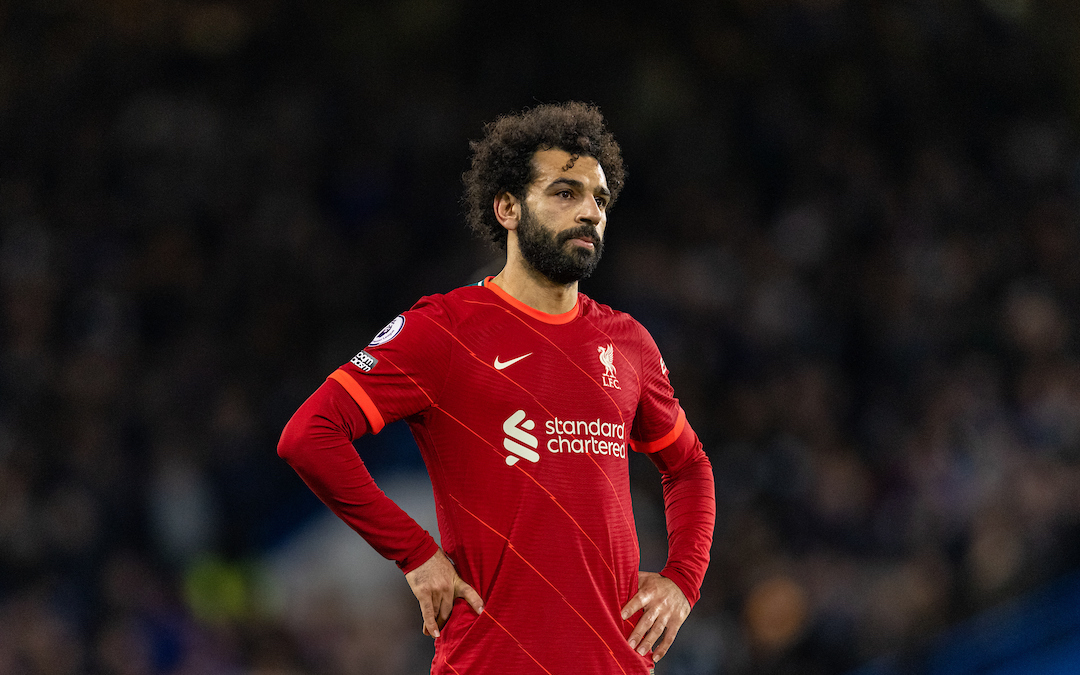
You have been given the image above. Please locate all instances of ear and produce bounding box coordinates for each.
[493,192,521,231]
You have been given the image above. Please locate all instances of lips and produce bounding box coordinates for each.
[561,227,599,247]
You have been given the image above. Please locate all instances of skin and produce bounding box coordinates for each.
[491,148,610,314]
[404,148,690,661]
[404,549,484,638]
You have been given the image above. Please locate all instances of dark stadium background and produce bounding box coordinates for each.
[3,1,1080,673]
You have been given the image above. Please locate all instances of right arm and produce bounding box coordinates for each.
[277,378,439,571]
[277,378,482,633]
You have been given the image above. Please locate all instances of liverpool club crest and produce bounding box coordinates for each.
[598,344,620,389]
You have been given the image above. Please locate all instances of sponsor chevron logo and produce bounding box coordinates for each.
[502,410,539,466]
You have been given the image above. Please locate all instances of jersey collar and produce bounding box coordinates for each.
[482,277,580,325]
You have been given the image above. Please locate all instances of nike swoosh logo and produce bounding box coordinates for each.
[494,353,532,370]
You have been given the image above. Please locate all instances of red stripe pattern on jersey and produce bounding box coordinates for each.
[303,279,712,674]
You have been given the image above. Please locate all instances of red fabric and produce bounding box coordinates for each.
[280,279,715,674]
[648,421,715,607]
[277,380,440,573]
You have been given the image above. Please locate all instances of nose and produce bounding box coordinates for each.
[578,197,603,225]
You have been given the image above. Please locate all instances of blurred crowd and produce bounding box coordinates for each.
[4,1,1080,673]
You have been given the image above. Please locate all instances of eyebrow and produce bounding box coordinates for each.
[547,177,611,197]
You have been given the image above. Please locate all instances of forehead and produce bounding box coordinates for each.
[529,148,608,191]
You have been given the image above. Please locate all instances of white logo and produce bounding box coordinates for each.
[494,353,532,370]
[350,350,378,372]
[598,344,620,389]
[502,410,539,466]
[500,410,627,466]
[369,315,405,347]
[546,416,626,459]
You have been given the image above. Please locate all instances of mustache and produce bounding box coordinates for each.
[557,225,601,246]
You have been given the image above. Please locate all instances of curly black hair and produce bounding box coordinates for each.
[462,101,627,248]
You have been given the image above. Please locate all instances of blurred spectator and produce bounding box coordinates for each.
[3,1,1080,673]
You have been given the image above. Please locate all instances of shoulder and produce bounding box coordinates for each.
[388,282,503,341]
[578,293,650,338]
[361,286,488,360]
[405,281,489,315]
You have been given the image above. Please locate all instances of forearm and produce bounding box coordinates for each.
[648,421,715,607]
[277,380,439,573]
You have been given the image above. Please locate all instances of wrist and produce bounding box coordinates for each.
[399,538,441,575]
[659,566,697,607]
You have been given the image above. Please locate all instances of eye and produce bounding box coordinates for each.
[595,197,608,209]
[557,190,574,199]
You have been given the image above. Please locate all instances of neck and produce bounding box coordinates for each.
[490,255,579,316]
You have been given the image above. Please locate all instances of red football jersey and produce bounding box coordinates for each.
[333,278,687,674]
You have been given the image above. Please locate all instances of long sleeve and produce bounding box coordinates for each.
[277,378,440,574]
[648,420,715,607]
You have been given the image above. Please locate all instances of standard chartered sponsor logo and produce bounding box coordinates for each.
[502,411,627,466]
[545,416,627,458]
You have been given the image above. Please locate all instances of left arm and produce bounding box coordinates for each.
[621,420,715,661]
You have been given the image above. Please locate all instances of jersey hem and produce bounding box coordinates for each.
[659,566,700,607]
[399,538,441,574]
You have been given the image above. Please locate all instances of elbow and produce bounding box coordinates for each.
[277,380,363,466]
[277,415,306,464]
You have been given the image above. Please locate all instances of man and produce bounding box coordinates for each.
[278,102,715,673]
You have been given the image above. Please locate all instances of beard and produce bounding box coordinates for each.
[516,203,604,285]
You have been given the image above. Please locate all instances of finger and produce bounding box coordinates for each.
[620,590,647,621]
[652,622,682,662]
[418,594,440,638]
[626,608,657,651]
[456,579,485,615]
[636,617,667,656]
[436,590,455,629]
